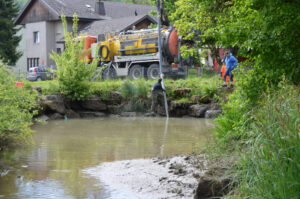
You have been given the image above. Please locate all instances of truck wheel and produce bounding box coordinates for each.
[147,64,160,80]
[102,66,117,80]
[36,77,42,81]
[129,65,144,80]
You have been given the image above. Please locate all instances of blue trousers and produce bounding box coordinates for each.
[224,68,233,82]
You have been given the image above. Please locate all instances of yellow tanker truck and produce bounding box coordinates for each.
[91,27,190,80]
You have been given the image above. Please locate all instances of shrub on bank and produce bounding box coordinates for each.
[215,64,274,142]
[50,14,98,100]
[119,79,153,112]
[0,65,38,149]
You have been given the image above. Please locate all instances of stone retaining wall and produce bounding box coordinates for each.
[37,92,222,121]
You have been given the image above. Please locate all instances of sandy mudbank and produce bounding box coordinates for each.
[83,155,208,199]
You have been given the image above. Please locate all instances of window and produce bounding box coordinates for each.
[57,48,61,54]
[27,58,39,71]
[34,31,40,43]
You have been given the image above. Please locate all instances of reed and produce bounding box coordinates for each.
[236,83,300,198]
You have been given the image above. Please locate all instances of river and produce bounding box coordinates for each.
[0,117,213,199]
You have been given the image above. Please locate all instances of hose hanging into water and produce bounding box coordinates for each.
[157,0,169,118]
[160,117,169,156]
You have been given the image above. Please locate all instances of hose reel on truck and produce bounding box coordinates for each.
[98,45,110,60]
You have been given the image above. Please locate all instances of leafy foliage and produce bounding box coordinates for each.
[218,0,300,84]
[0,65,38,149]
[170,0,231,64]
[169,0,299,141]
[171,0,300,83]
[50,14,98,100]
[0,0,22,64]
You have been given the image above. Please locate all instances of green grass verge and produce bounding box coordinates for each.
[25,72,223,102]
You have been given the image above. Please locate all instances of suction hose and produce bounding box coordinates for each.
[157,0,169,118]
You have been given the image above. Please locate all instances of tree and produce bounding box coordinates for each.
[171,0,300,84]
[149,0,177,26]
[0,0,22,64]
[170,0,233,64]
[50,14,99,100]
[217,0,300,84]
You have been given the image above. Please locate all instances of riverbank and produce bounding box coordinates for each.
[28,74,225,120]
[36,92,223,121]
[83,154,236,199]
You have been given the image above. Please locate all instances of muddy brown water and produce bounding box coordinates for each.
[0,117,213,199]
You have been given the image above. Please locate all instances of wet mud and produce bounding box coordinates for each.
[83,155,208,199]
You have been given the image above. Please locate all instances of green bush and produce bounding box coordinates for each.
[0,65,38,149]
[237,83,300,198]
[135,79,149,99]
[215,87,252,141]
[215,65,270,142]
[120,79,153,112]
[50,14,98,100]
[120,79,137,99]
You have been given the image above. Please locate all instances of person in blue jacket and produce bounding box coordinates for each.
[223,50,238,88]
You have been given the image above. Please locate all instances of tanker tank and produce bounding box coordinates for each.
[97,28,179,64]
[90,27,188,80]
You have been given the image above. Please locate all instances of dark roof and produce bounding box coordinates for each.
[100,1,154,19]
[42,0,110,20]
[15,0,155,24]
[80,14,157,36]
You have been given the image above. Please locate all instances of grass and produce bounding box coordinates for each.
[25,72,222,102]
[24,80,60,95]
[90,79,123,100]
[164,73,221,102]
[207,81,300,199]
[235,84,300,199]
[173,97,190,103]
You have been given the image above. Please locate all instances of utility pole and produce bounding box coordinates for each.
[156,0,169,118]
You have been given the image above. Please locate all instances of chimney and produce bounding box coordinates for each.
[95,0,105,15]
